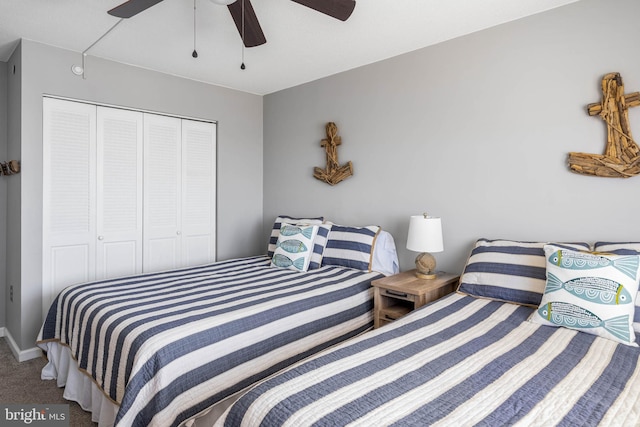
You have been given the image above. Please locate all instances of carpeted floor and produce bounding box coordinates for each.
[0,337,96,426]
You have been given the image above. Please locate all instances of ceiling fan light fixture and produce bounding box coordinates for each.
[71,64,84,76]
[210,0,237,5]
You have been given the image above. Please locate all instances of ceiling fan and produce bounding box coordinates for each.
[107,0,357,48]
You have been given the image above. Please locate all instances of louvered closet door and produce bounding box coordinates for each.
[181,120,216,266]
[96,107,143,279]
[143,113,182,272]
[43,98,97,312]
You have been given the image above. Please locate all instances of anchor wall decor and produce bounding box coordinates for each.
[0,160,20,177]
[313,122,354,185]
[568,72,640,178]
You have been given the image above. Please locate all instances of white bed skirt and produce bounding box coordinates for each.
[38,341,240,427]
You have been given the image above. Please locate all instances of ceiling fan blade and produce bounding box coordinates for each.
[290,0,356,21]
[108,0,165,18]
[227,0,267,47]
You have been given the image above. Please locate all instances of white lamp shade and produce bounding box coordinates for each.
[406,215,444,253]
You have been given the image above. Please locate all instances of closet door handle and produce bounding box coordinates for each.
[176,231,181,235]
[97,236,104,240]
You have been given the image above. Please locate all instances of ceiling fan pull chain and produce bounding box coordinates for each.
[240,0,246,70]
[192,0,198,58]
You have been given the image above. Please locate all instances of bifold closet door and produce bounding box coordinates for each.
[143,115,216,272]
[96,107,143,280]
[143,113,182,272]
[181,119,216,267]
[43,98,97,312]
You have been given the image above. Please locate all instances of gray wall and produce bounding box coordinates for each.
[0,60,7,330]
[6,45,20,345]
[263,0,640,275]
[7,40,263,350]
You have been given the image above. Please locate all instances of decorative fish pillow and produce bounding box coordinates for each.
[267,216,324,258]
[593,242,640,333]
[529,244,640,346]
[270,223,319,272]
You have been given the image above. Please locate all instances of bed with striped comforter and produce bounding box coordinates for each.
[215,292,640,427]
[37,256,382,427]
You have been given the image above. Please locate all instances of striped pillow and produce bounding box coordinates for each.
[308,223,333,270]
[457,239,591,306]
[594,242,640,332]
[267,215,324,258]
[321,224,381,271]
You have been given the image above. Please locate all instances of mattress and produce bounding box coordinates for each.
[37,256,382,427]
[215,292,640,426]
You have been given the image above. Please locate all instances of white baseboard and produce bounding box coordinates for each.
[2,327,43,362]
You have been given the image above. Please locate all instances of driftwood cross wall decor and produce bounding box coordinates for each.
[569,72,640,177]
[313,122,354,185]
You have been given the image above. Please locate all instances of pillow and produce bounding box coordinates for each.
[457,239,591,306]
[267,215,323,258]
[371,230,400,276]
[594,242,640,332]
[270,223,319,272]
[321,224,381,271]
[307,223,333,270]
[528,244,639,346]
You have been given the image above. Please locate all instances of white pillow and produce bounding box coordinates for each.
[371,230,400,276]
[270,223,319,272]
[529,244,640,346]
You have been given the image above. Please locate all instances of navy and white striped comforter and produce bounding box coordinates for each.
[38,256,382,427]
[215,292,640,427]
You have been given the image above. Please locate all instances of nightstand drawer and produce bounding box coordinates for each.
[380,288,416,303]
[380,305,411,321]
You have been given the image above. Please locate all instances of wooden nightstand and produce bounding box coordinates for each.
[372,271,459,328]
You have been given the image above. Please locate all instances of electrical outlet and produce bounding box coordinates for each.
[9,285,13,302]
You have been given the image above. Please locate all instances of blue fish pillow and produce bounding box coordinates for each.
[529,244,640,346]
[593,242,640,333]
[267,216,324,258]
[270,223,319,272]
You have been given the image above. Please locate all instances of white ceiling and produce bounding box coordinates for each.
[1,0,580,95]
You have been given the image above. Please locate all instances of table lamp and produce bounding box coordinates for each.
[406,213,444,279]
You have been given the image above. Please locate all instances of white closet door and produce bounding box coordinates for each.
[181,120,216,266]
[96,107,143,280]
[43,98,97,313]
[143,113,182,272]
